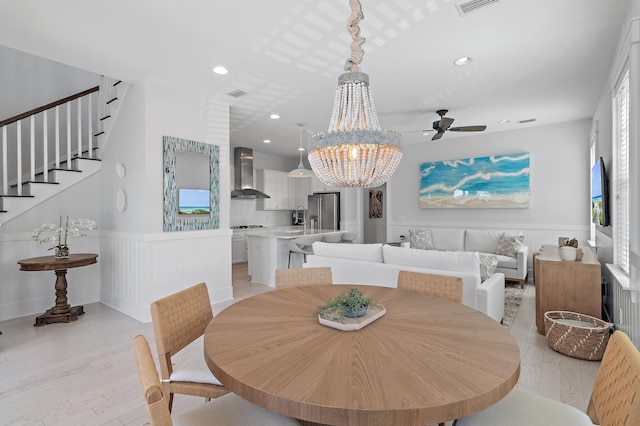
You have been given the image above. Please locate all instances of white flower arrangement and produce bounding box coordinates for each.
[32,215,99,251]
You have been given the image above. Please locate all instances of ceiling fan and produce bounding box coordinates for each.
[430,109,487,141]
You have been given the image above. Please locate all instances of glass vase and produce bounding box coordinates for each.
[55,246,69,259]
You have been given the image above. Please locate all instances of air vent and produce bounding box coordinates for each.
[518,118,537,124]
[456,0,500,16]
[227,89,250,98]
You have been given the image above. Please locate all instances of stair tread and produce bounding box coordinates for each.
[51,168,82,172]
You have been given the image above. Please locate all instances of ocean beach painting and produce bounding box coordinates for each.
[420,153,530,208]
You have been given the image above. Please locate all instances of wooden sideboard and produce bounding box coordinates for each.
[534,245,601,335]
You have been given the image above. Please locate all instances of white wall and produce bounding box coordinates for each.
[99,81,233,322]
[0,45,98,119]
[386,119,593,274]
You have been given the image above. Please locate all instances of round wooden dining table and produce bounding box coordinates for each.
[204,285,520,426]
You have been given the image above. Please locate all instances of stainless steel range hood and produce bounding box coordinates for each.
[231,147,271,199]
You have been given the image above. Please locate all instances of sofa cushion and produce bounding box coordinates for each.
[479,253,498,281]
[312,242,384,263]
[409,228,435,250]
[430,228,466,251]
[495,232,525,258]
[383,244,480,276]
[465,230,503,253]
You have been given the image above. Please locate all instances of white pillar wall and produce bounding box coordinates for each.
[99,82,232,322]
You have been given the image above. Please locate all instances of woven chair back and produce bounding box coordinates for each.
[587,330,640,425]
[151,282,213,358]
[134,335,174,426]
[275,267,333,289]
[397,270,463,303]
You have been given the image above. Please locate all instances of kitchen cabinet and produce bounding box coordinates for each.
[232,230,246,264]
[534,245,601,334]
[288,176,311,209]
[257,169,289,210]
[311,175,340,193]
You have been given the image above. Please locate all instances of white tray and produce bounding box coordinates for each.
[318,304,386,331]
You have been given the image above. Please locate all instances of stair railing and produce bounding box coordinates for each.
[0,86,98,196]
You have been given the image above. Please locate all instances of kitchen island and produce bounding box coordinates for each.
[247,228,342,287]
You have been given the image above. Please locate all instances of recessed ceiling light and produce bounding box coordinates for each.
[298,147,305,151]
[212,66,229,75]
[263,139,271,144]
[270,114,280,119]
[498,119,510,124]
[453,57,472,66]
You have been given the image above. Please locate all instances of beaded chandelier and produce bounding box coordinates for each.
[309,0,402,188]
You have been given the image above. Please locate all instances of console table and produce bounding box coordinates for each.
[534,245,601,334]
[17,253,98,326]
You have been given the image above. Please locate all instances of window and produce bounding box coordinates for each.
[589,123,597,242]
[614,69,630,274]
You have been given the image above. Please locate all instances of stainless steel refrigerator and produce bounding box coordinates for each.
[307,192,340,231]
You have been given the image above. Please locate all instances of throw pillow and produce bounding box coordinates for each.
[495,232,525,258]
[409,228,435,250]
[479,253,498,281]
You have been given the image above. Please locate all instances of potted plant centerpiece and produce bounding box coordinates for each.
[317,288,375,323]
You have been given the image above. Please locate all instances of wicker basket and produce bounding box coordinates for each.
[544,311,612,360]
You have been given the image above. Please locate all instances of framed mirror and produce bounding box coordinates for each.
[163,136,220,231]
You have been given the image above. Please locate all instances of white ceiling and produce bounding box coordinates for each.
[0,0,630,158]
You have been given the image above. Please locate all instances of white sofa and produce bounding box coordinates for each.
[304,242,505,322]
[402,228,529,288]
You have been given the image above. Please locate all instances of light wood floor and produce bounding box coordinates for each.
[0,265,599,425]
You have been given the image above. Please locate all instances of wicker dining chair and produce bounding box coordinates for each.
[275,267,333,289]
[397,270,463,303]
[134,335,300,426]
[455,330,640,426]
[150,282,228,411]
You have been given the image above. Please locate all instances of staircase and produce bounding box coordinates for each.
[0,76,127,225]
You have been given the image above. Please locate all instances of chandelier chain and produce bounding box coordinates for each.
[345,0,365,72]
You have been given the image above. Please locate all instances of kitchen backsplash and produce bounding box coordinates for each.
[230,198,293,227]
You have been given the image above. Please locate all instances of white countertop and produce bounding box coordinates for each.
[247,228,342,239]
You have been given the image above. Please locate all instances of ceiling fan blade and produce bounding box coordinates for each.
[432,130,445,141]
[439,116,455,130]
[400,129,432,134]
[448,125,487,132]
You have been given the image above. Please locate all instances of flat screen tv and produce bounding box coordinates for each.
[591,157,610,227]
[178,188,211,215]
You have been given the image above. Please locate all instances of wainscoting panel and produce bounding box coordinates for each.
[606,265,640,348]
[100,231,233,322]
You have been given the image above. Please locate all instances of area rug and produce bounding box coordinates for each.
[503,282,525,328]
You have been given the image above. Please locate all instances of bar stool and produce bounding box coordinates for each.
[321,233,343,243]
[340,232,357,243]
[288,235,322,268]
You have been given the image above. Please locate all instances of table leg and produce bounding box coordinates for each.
[51,269,71,314]
[33,269,85,327]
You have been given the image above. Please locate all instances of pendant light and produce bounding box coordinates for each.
[288,124,314,178]
[308,0,402,188]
